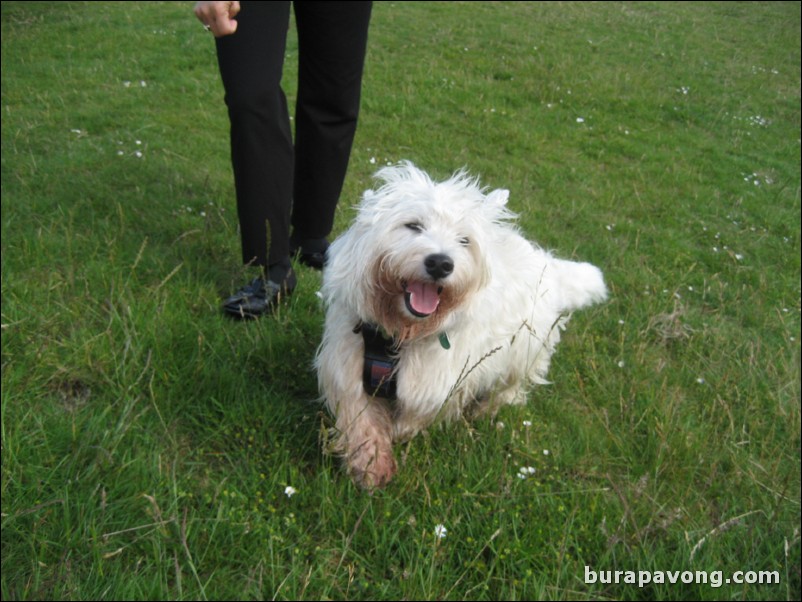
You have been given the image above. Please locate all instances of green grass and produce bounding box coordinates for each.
[2,1,800,599]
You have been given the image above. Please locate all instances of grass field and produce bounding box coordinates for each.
[2,1,800,599]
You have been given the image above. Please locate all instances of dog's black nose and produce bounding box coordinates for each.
[424,253,454,280]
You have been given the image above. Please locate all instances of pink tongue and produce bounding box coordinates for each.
[406,282,441,315]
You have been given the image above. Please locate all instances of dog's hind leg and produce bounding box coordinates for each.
[470,379,527,419]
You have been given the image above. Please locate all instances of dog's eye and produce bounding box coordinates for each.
[459,236,470,246]
[405,222,424,233]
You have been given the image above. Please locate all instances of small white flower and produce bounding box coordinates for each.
[576,117,585,123]
[434,524,447,539]
[284,486,297,498]
[617,360,625,368]
[696,378,705,385]
[735,254,744,261]
[134,151,143,158]
[522,420,532,428]
[369,157,376,164]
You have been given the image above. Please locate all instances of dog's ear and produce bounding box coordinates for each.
[485,188,509,207]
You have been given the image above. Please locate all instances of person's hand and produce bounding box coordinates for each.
[194,1,241,38]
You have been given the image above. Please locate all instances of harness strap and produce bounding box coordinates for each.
[358,322,399,400]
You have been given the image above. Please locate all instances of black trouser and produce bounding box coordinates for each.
[215,1,372,268]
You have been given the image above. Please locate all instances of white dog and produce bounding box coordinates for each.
[316,162,607,488]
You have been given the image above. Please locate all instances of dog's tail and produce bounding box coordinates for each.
[550,259,608,312]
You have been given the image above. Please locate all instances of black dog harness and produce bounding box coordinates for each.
[356,322,451,401]
[357,322,399,400]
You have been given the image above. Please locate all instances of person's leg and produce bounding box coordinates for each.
[290,2,372,253]
[215,2,297,318]
[215,1,293,271]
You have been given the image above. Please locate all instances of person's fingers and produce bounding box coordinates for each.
[194,1,239,38]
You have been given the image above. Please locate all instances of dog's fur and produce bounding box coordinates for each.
[316,162,607,488]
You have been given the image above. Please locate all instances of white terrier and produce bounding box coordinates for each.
[316,162,607,488]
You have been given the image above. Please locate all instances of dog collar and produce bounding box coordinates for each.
[355,322,451,400]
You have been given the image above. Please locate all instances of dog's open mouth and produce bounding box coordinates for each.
[403,281,442,318]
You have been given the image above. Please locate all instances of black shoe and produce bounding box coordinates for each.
[222,271,296,319]
[290,236,329,271]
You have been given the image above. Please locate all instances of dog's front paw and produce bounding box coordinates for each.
[348,443,397,490]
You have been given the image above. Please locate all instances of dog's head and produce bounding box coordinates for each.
[324,162,516,341]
